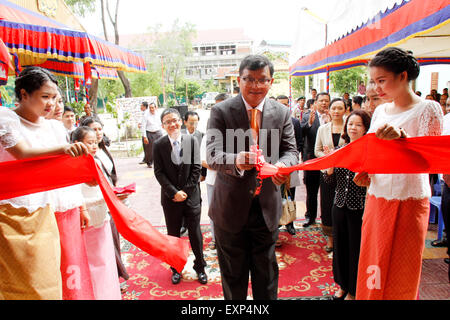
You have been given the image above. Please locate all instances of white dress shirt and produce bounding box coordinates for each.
[141,109,162,136]
[242,96,264,130]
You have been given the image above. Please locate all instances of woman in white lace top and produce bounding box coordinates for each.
[0,67,88,300]
[354,48,443,300]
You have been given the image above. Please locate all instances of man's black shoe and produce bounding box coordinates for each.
[431,239,448,247]
[286,223,296,235]
[303,220,316,228]
[197,272,208,285]
[171,272,182,284]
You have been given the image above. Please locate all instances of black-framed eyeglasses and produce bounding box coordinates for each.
[241,77,272,86]
[163,118,181,125]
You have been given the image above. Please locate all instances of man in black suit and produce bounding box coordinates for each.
[180,111,206,235]
[182,111,206,180]
[153,108,207,285]
[207,55,298,300]
[300,92,330,227]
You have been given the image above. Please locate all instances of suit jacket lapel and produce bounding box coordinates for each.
[260,98,274,153]
[179,134,187,166]
[314,111,321,129]
[232,94,251,131]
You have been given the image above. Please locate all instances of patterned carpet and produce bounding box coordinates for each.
[120,221,336,300]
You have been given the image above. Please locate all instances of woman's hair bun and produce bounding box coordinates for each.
[369,47,420,81]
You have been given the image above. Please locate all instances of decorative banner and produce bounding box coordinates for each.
[83,62,92,86]
[74,78,80,92]
[0,154,190,272]
[0,38,14,72]
[0,63,7,84]
[12,53,22,76]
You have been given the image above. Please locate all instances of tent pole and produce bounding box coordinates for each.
[305,75,309,99]
[326,67,330,93]
[65,76,70,102]
[289,75,292,111]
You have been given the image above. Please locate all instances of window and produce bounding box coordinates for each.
[200,46,217,56]
[219,45,236,55]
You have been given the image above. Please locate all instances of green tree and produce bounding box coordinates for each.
[66,0,134,107]
[148,20,197,99]
[127,71,161,98]
[330,67,367,96]
[291,76,314,97]
[202,79,221,93]
[175,80,202,102]
[65,0,95,17]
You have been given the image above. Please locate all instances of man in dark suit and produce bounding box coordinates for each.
[180,111,206,235]
[300,92,331,227]
[206,55,298,300]
[153,108,207,285]
[182,111,206,180]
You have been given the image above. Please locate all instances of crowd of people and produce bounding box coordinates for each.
[0,47,449,301]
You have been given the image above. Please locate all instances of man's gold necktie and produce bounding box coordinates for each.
[251,108,259,144]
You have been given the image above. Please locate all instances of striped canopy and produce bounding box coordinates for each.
[290,0,450,77]
[0,0,146,79]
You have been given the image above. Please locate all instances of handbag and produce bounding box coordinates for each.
[279,187,297,226]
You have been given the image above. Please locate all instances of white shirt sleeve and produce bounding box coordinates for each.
[141,110,148,137]
[0,108,24,149]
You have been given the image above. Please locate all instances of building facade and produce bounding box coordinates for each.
[186,29,253,81]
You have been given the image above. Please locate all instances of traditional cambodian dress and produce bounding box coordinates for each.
[0,108,62,300]
[356,99,443,300]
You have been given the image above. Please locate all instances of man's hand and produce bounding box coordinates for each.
[271,162,289,186]
[173,190,188,202]
[308,110,316,126]
[143,137,149,145]
[236,151,258,171]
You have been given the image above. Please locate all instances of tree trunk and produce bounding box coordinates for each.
[107,0,132,98]
[100,0,109,41]
[117,70,132,97]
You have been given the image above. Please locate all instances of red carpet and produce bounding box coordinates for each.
[120,221,336,300]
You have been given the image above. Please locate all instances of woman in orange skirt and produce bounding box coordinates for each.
[354,47,443,300]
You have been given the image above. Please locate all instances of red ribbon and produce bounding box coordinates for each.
[0,154,189,272]
[2,134,449,271]
[258,133,450,178]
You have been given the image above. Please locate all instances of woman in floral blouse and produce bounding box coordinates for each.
[324,109,371,300]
